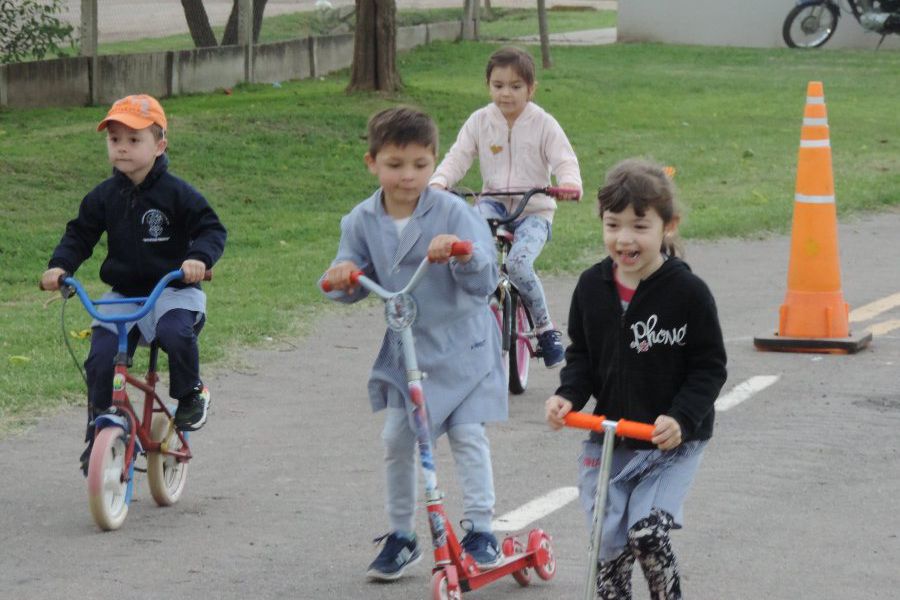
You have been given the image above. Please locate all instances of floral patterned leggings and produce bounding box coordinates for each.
[477,200,553,330]
[596,509,682,600]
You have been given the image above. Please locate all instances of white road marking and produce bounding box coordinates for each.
[492,486,578,532]
[849,292,900,323]
[715,375,780,412]
[866,319,900,336]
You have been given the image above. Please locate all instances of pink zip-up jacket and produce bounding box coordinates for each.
[430,101,582,223]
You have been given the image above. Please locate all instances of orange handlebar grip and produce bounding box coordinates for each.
[563,413,605,431]
[321,270,364,293]
[615,419,655,442]
[450,240,473,256]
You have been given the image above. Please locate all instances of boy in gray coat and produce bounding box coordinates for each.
[322,107,508,581]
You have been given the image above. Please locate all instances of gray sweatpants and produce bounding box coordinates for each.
[382,407,496,533]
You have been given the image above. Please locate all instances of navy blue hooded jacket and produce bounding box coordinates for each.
[556,256,727,449]
[48,154,226,296]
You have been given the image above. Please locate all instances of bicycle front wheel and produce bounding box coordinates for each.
[783,1,840,48]
[147,412,189,506]
[508,291,532,395]
[87,426,130,530]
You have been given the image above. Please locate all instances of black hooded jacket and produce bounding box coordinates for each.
[555,256,727,449]
[48,154,227,296]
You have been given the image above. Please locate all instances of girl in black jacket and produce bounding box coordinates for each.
[546,158,727,599]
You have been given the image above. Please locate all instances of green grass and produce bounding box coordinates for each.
[1,42,898,429]
[86,7,616,55]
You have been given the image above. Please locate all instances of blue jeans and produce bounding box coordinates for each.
[477,199,553,330]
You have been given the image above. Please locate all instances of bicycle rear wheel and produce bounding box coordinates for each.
[147,412,189,506]
[508,291,532,395]
[87,426,130,530]
[783,1,840,48]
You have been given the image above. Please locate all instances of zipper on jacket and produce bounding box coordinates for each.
[505,125,513,195]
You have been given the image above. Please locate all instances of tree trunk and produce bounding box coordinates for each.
[222,0,269,46]
[347,0,401,93]
[536,0,552,68]
[181,0,217,47]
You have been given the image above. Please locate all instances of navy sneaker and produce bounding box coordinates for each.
[537,329,565,369]
[460,526,503,569]
[79,440,93,477]
[174,386,210,431]
[366,533,422,581]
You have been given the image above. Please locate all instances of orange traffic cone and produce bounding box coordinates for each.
[754,81,872,354]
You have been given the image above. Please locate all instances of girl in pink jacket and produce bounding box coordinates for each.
[430,46,582,368]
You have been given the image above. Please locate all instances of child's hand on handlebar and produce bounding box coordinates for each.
[545,395,573,430]
[181,259,207,284]
[556,184,582,202]
[428,234,471,264]
[324,260,362,294]
[652,415,682,451]
[40,267,67,291]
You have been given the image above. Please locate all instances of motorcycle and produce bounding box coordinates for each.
[783,0,900,48]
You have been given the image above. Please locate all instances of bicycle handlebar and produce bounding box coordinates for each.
[321,240,472,293]
[48,269,213,324]
[451,187,581,226]
[563,413,655,442]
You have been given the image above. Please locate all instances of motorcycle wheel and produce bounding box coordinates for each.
[783,1,840,48]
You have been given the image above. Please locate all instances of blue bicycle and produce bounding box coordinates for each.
[44,269,208,530]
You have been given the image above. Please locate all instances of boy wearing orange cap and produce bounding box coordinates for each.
[40,94,227,474]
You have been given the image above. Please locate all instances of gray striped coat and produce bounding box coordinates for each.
[323,186,507,433]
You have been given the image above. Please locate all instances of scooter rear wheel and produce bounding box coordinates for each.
[528,530,557,581]
[502,536,531,586]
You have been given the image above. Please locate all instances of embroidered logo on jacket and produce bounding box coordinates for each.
[141,209,171,242]
[489,144,503,155]
[629,314,686,353]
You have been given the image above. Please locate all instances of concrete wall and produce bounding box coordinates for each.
[97,52,171,104]
[618,0,900,49]
[254,38,313,83]
[3,56,92,108]
[0,21,462,109]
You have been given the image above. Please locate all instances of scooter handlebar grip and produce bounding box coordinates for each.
[615,419,656,442]
[203,270,213,282]
[563,413,605,431]
[320,270,364,292]
[450,240,473,256]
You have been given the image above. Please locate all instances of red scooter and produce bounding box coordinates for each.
[323,241,556,599]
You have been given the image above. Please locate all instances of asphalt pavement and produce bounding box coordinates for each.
[2,208,899,599]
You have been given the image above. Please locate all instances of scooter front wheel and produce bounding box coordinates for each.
[431,569,462,600]
[87,426,130,530]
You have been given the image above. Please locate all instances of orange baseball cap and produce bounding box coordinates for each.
[97,94,167,132]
